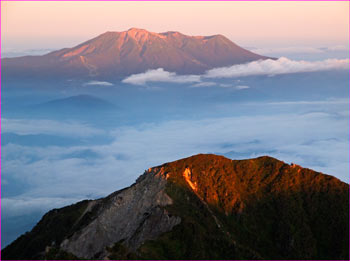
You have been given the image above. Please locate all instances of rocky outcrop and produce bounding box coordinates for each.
[60,167,180,259]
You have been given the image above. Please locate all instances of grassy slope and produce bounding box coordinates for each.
[134,155,349,260]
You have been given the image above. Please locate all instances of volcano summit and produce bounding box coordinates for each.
[2,28,270,80]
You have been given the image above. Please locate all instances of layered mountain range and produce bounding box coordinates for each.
[2,154,348,260]
[2,28,270,79]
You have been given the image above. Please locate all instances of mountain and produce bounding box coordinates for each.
[32,95,116,112]
[2,154,348,260]
[22,94,118,120]
[2,28,270,80]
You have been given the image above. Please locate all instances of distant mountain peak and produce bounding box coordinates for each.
[127,27,145,32]
[126,27,149,34]
[125,27,161,43]
[3,29,273,80]
[31,94,116,114]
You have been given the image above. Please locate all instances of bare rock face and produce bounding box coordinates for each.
[60,166,180,259]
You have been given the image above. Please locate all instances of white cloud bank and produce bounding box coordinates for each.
[122,68,201,85]
[2,118,104,137]
[191,82,217,88]
[191,82,250,90]
[2,196,86,217]
[84,80,114,86]
[267,98,349,106]
[250,45,349,55]
[205,57,349,78]
[235,85,250,90]
[3,108,348,201]
[326,45,349,51]
[251,47,324,55]
[122,58,349,85]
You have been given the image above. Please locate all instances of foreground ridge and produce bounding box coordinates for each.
[3,154,348,260]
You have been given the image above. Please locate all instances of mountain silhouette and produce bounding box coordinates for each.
[2,28,271,80]
[33,95,116,111]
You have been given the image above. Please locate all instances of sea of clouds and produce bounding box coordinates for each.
[2,51,349,247]
[122,57,349,85]
[2,98,348,221]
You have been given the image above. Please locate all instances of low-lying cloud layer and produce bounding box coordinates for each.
[267,98,349,106]
[122,57,349,85]
[251,46,325,55]
[2,99,348,246]
[2,197,86,217]
[122,68,201,85]
[249,45,349,55]
[205,57,349,78]
[191,82,250,90]
[84,80,114,86]
[2,48,54,58]
[2,118,104,137]
[3,100,348,203]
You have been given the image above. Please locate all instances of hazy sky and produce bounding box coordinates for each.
[1,1,349,51]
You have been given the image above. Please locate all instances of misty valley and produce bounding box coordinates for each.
[2,68,349,249]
